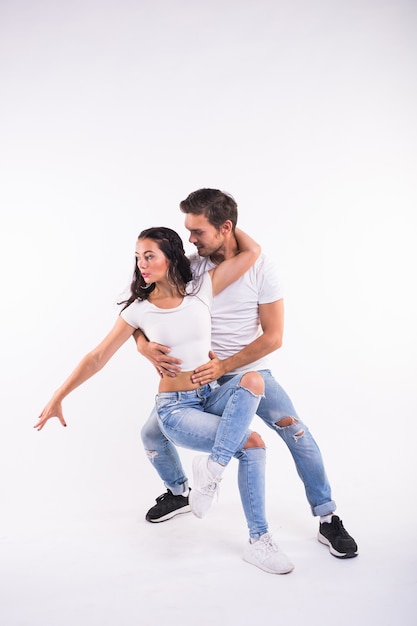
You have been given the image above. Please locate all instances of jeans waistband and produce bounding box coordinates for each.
[156,384,211,400]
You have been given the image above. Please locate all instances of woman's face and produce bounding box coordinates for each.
[135,238,170,284]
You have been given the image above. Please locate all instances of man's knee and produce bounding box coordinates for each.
[244,431,265,449]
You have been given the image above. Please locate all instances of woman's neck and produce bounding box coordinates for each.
[148,280,185,308]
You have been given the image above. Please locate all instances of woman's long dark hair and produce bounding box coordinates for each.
[119,227,193,311]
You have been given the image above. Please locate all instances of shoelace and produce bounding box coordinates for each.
[156,491,177,503]
[255,534,278,556]
[200,476,221,497]
[332,518,350,538]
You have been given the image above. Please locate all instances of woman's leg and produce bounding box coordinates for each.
[156,390,261,530]
[155,386,257,518]
[155,378,263,518]
[141,406,189,495]
[235,440,268,539]
[156,377,264,467]
[155,387,237,454]
[237,435,294,574]
[203,372,264,465]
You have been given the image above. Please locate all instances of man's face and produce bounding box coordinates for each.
[184,213,225,258]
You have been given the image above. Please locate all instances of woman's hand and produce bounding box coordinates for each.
[34,397,67,431]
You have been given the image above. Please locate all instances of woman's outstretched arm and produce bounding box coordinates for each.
[34,317,135,431]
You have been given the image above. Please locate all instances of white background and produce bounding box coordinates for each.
[1,1,416,624]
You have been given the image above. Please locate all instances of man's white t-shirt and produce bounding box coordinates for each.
[190,253,284,375]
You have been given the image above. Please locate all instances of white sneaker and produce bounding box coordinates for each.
[189,455,222,518]
[243,533,294,574]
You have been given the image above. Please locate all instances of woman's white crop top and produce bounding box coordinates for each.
[120,272,213,371]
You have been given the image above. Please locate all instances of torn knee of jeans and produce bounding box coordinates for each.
[244,432,265,449]
[275,416,304,437]
[145,450,158,459]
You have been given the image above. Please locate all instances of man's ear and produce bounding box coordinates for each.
[220,220,233,235]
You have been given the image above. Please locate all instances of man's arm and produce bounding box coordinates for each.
[134,329,182,376]
[191,299,284,384]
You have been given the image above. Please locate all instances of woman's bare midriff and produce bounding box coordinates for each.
[158,370,202,393]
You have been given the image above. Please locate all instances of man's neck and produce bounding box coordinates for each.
[209,236,239,265]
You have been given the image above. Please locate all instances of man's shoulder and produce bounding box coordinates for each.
[189,253,215,275]
[251,252,277,274]
[249,253,284,298]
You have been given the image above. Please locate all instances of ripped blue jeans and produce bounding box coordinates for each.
[153,375,267,538]
[142,369,335,517]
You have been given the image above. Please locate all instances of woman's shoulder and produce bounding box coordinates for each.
[119,297,149,325]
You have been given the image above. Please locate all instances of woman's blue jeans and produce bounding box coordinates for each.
[141,370,336,518]
[153,376,268,538]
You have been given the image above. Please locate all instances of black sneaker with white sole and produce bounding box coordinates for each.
[318,515,358,559]
[145,489,191,523]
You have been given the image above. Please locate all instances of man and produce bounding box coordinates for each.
[136,188,358,560]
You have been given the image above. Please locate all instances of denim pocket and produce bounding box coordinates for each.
[155,395,179,417]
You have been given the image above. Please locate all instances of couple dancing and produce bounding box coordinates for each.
[35,188,358,574]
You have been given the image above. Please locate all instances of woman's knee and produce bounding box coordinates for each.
[244,431,265,449]
[141,420,164,448]
[239,371,264,395]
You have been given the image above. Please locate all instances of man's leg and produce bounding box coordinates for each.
[218,371,358,559]
[141,407,191,522]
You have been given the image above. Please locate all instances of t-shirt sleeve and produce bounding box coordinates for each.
[189,253,214,277]
[258,255,285,304]
[120,301,140,328]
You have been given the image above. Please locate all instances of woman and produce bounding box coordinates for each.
[34,226,293,574]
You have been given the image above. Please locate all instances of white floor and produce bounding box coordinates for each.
[1,430,416,626]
